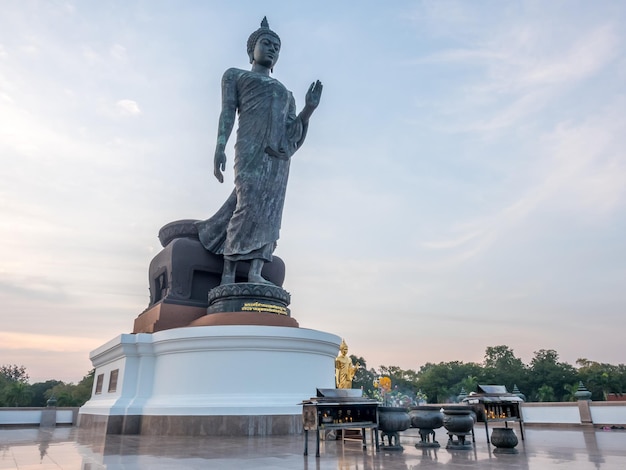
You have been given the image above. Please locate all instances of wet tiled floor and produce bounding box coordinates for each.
[0,425,624,469]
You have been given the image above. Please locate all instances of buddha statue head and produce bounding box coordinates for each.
[247,17,281,69]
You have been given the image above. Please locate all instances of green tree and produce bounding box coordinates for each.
[378,366,419,393]
[416,361,485,403]
[536,384,556,402]
[576,359,625,400]
[0,365,29,383]
[482,345,529,393]
[329,351,626,405]
[2,381,33,407]
[30,380,63,407]
[351,355,377,395]
[528,349,577,401]
[374,365,423,405]
[45,370,94,407]
[458,375,479,396]
[0,364,31,407]
[77,369,95,401]
[562,382,580,402]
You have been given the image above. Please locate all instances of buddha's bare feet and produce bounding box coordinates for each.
[220,259,237,285]
[248,258,274,285]
[220,272,236,285]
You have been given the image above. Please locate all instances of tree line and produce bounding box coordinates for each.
[2,345,625,407]
[351,345,626,403]
[0,365,93,407]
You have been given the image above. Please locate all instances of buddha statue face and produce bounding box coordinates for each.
[251,33,280,69]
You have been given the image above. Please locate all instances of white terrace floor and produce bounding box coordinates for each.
[0,425,625,469]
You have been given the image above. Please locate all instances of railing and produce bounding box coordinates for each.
[521,401,626,426]
[0,407,79,427]
[429,401,626,428]
[2,402,625,428]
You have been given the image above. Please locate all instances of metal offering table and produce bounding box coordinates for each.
[463,384,525,444]
[302,389,379,457]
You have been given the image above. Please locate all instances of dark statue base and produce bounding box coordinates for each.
[149,220,285,308]
[207,282,291,315]
[198,282,296,327]
[133,300,206,334]
[133,219,293,332]
[189,311,298,328]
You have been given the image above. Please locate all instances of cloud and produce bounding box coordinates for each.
[422,230,484,250]
[19,45,38,55]
[0,274,69,302]
[0,331,97,353]
[417,24,618,92]
[81,45,99,65]
[422,96,626,269]
[63,2,75,15]
[540,101,626,216]
[408,21,620,135]
[405,48,505,66]
[512,25,619,89]
[110,44,127,61]
[466,88,551,132]
[115,99,141,116]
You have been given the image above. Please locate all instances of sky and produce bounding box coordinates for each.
[1,1,625,384]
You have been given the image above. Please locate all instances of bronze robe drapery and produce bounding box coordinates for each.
[196,68,308,262]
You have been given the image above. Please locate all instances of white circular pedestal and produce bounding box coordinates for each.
[78,325,341,435]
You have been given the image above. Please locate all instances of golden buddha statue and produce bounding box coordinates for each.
[335,339,360,389]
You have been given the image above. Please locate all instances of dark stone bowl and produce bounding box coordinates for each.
[409,406,444,430]
[378,407,411,433]
[442,408,474,434]
[491,427,519,453]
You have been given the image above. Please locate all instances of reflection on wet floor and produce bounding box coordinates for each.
[0,426,625,469]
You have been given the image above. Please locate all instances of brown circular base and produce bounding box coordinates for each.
[188,311,299,328]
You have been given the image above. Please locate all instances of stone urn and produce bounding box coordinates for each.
[442,406,474,450]
[490,427,518,453]
[378,406,411,450]
[409,406,444,448]
[574,381,592,401]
